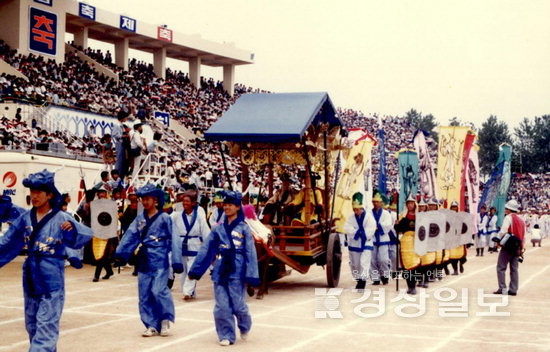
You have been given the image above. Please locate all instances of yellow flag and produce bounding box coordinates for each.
[436,126,469,204]
[333,137,374,232]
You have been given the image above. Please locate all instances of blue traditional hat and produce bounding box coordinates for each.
[222,190,242,206]
[136,183,165,208]
[22,169,61,208]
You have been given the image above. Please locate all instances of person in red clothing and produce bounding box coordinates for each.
[492,199,525,296]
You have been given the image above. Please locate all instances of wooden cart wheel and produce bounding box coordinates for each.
[326,232,342,287]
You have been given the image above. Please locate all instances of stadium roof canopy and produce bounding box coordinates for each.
[65,11,252,67]
[205,92,341,143]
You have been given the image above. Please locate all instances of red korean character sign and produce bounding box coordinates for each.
[29,7,57,56]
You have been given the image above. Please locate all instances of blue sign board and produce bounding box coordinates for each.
[29,7,57,56]
[120,15,136,32]
[79,3,96,21]
[154,111,170,127]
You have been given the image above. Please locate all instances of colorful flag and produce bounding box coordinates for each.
[333,128,375,232]
[413,129,437,201]
[397,149,419,215]
[459,132,476,211]
[478,144,512,227]
[494,144,512,227]
[466,144,481,216]
[436,126,470,205]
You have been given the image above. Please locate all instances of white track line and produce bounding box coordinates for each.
[424,262,550,352]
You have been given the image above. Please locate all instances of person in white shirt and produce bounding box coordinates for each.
[369,193,393,285]
[343,192,376,289]
[130,122,146,180]
[170,190,210,300]
[208,191,225,229]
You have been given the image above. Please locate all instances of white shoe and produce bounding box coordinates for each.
[219,339,231,346]
[142,327,158,337]
[160,320,170,336]
[241,331,249,340]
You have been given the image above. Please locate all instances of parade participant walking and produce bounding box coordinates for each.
[395,195,419,295]
[90,186,117,282]
[370,193,393,285]
[209,191,226,229]
[171,190,210,300]
[448,201,467,275]
[188,191,259,346]
[476,204,489,256]
[114,183,183,337]
[0,169,93,351]
[486,207,499,253]
[343,192,376,289]
[492,199,525,296]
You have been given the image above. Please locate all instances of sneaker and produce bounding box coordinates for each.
[183,294,195,301]
[160,320,170,336]
[241,331,249,340]
[219,339,231,346]
[142,327,158,337]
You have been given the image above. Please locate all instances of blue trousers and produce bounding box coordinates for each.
[213,280,252,343]
[24,288,65,352]
[138,268,175,331]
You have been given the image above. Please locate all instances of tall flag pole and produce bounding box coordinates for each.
[377,116,387,198]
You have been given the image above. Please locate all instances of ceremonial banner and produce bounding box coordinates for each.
[334,129,375,232]
[413,129,437,201]
[414,210,446,255]
[436,126,470,204]
[90,199,118,239]
[466,145,481,218]
[494,144,512,227]
[377,124,387,197]
[459,132,476,211]
[397,149,418,215]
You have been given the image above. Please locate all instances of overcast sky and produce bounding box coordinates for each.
[85,0,550,129]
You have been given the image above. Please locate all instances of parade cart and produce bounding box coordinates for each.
[205,92,345,298]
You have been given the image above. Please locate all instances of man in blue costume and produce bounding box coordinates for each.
[369,193,393,285]
[343,192,376,289]
[188,190,260,346]
[114,183,183,337]
[0,169,93,352]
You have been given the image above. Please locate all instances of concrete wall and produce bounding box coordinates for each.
[0,58,29,80]
[0,0,21,51]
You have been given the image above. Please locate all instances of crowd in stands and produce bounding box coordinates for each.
[1,39,548,211]
[509,173,550,211]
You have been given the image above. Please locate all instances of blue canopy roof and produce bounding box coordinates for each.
[204,92,341,143]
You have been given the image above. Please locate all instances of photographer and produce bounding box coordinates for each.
[492,200,525,296]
